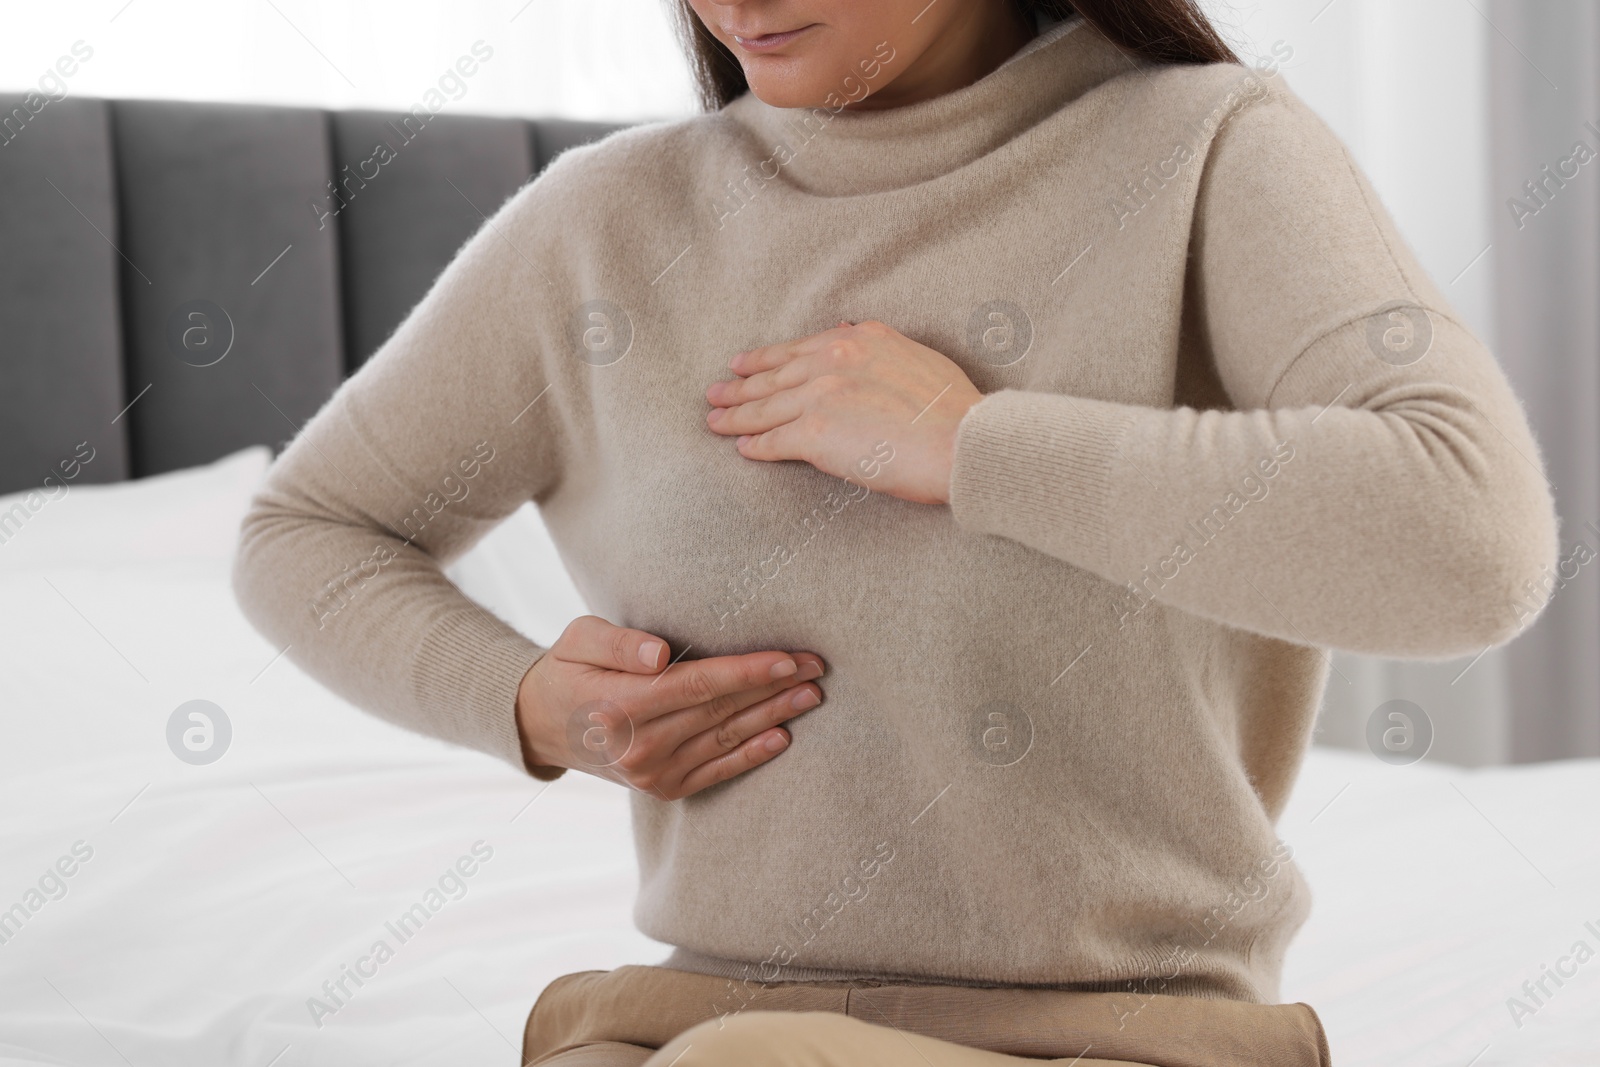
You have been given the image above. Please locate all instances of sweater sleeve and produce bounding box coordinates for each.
[232,180,569,779]
[948,80,1561,660]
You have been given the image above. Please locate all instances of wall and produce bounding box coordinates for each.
[0,0,698,120]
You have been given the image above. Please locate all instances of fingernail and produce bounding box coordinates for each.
[764,732,788,752]
[790,688,819,710]
[738,435,751,447]
[795,662,823,682]
[770,659,797,679]
[639,640,665,668]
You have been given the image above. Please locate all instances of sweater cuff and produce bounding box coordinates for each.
[412,610,567,781]
[948,390,1137,575]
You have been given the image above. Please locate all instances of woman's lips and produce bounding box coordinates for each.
[730,24,815,52]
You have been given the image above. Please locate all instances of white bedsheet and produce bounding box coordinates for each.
[1,452,1595,1066]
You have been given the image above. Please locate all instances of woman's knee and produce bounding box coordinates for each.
[643,1010,858,1067]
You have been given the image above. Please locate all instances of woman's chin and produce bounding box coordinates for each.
[740,70,831,110]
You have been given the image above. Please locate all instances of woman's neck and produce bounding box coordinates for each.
[724,15,1099,198]
[845,3,1038,111]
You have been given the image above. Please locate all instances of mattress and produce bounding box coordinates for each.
[1,448,1595,1066]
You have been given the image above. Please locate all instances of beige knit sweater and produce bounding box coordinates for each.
[233,16,1559,1003]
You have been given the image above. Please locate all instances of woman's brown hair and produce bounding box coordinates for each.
[667,0,1242,112]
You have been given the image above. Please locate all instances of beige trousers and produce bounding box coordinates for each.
[521,965,1332,1067]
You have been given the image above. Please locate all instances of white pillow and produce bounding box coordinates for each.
[0,445,271,571]
[0,443,586,645]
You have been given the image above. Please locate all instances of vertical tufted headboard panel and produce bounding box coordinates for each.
[331,110,534,374]
[0,98,131,489]
[0,94,628,493]
[113,100,347,475]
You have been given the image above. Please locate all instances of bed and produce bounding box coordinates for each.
[0,447,1596,1067]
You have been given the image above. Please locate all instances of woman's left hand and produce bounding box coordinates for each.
[704,320,983,505]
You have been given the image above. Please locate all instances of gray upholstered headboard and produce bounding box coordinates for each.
[0,96,627,494]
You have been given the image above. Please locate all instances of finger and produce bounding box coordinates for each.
[729,336,811,376]
[705,389,808,436]
[705,361,809,407]
[634,650,800,717]
[667,682,822,770]
[788,651,824,679]
[643,655,822,748]
[737,420,813,463]
[732,322,858,376]
[673,728,792,797]
[558,615,670,673]
[604,652,819,767]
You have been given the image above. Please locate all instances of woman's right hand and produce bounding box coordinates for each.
[514,615,824,799]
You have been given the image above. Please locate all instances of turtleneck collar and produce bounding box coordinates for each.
[722,15,1136,197]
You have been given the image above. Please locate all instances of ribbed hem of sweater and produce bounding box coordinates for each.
[657,946,1240,1001]
[948,390,1138,576]
[411,608,562,780]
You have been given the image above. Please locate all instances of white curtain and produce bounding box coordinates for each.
[1486,1,1600,763]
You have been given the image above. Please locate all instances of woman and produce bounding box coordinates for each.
[234,0,1559,1063]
